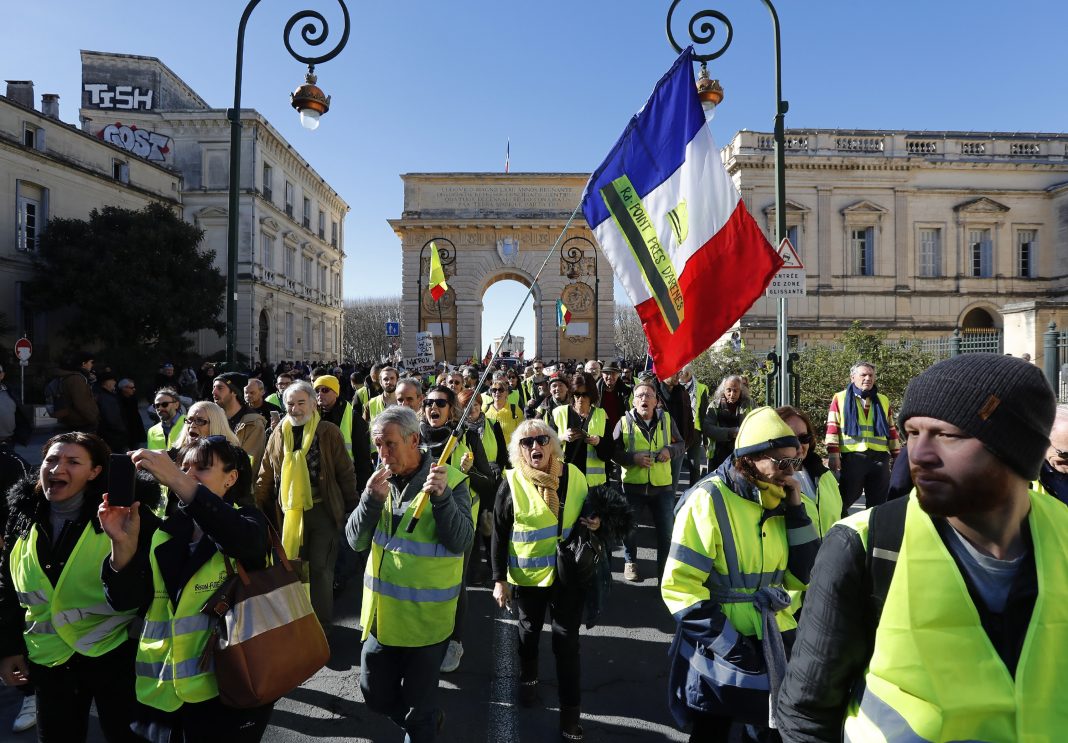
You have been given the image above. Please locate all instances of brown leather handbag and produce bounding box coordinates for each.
[200,528,330,708]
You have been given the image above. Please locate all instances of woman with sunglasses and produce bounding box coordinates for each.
[418,385,495,673]
[485,373,525,448]
[505,369,528,409]
[661,407,819,742]
[491,420,600,742]
[100,437,274,742]
[776,405,843,542]
[0,432,157,741]
[551,373,612,488]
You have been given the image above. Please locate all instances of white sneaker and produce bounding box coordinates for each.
[13,694,36,733]
[440,640,463,673]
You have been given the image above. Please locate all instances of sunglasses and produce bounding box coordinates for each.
[764,454,803,471]
[422,398,449,408]
[448,380,463,386]
[154,401,176,409]
[796,433,813,444]
[491,388,507,394]
[185,417,209,427]
[519,434,551,449]
[573,391,590,398]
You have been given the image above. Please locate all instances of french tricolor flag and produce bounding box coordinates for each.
[582,47,782,377]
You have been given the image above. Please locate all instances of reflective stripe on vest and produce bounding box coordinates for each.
[10,523,138,666]
[135,528,229,711]
[835,391,892,453]
[661,478,799,638]
[552,405,608,486]
[506,464,588,588]
[621,410,673,487]
[359,466,468,647]
[147,415,185,451]
[841,491,1068,742]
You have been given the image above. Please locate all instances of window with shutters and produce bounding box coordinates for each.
[318,210,325,240]
[850,227,874,276]
[303,317,311,349]
[968,228,993,278]
[918,227,942,277]
[284,181,294,219]
[1016,229,1037,278]
[285,313,294,348]
[331,220,339,248]
[262,163,273,202]
[302,197,311,229]
[285,246,296,277]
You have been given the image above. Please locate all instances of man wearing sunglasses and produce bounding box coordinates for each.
[780,354,1067,742]
[146,388,184,450]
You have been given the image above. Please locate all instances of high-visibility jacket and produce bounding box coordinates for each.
[368,394,388,421]
[135,529,228,711]
[147,415,185,451]
[620,410,673,487]
[337,401,354,461]
[661,476,812,637]
[833,390,893,453]
[486,403,523,448]
[692,382,709,429]
[265,392,282,409]
[360,466,469,647]
[355,386,370,410]
[841,491,1068,742]
[552,405,607,486]
[505,464,587,587]
[479,419,499,464]
[10,522,138,666]
[788,469,844,613]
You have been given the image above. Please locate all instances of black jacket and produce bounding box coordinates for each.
[421,423,496,504]
[321,400,373,494]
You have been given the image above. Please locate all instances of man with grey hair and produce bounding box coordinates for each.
[255,379,357,628]
[346,405,473,741]
[584,359,602,381]
[244,376,282,429]
[1035,403,1068,506]
[825,360,901,515]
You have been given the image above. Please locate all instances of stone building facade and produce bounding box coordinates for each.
[0,80,181,362]
[390,174,615,363]
[78,51,348,365]
[727,129,1068,359]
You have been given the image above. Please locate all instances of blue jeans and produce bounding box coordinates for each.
[360,634,448,742]
[621,487,675,581]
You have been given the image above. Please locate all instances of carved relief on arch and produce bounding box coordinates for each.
[421,287,456,314]
[561,282,594,314]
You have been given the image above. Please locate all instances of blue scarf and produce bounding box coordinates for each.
[843,383,890,439]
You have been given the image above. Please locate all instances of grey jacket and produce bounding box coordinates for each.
[346,452,473,557]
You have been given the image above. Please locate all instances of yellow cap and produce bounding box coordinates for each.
[734,406,799,458]
[312,375,340,395]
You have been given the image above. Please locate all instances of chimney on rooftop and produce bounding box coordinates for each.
[5,80,35,109]
[41,93,59,119]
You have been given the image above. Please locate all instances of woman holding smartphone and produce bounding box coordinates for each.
[100,436,272,742]
[550,372,612,488]
[0,432,149,741]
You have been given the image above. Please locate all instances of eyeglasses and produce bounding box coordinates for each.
[422,398,449,409]
[519,434,551,449]
[491,388,507,394]
[764,455,803,471]
[185,417,209,427]
[634,392,655,399]
[796,433,813,445]
[154,401,176,409]
[448,380,463,386]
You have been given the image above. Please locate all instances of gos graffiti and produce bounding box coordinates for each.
[99,122,171,162]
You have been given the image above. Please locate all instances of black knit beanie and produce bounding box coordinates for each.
[897,353,1055,480]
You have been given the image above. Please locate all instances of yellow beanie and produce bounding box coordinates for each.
[734,406,799,458]
[312,375,340,395]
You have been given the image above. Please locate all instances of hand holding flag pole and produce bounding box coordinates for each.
[405,204,583,533]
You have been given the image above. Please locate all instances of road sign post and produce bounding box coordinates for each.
[14,337,31,404]
[765,237,806,298]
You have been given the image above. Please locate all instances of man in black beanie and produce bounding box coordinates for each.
[778,353,1068,742]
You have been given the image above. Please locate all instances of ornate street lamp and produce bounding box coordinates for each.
[560,236,599,361]
[416,238,456,358]
[666,0,790,404]
[225,1,350,365]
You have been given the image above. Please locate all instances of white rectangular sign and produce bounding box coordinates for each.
[766,269,806,297]
[415,331,435,356]
[403,355,436,373]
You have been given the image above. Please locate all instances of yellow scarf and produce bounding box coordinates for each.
[280,410,320,559]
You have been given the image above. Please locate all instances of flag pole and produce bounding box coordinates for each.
[436,298,447,365]
[406,201,584,533]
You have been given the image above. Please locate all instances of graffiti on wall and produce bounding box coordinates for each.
[83,83,154,110]
[99,122,172,162]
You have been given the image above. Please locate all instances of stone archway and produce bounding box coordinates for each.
[959,304,1001,331]
[390,174,615,364]
[477,270,543,361]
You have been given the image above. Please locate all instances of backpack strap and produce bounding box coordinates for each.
[865,496,908,625]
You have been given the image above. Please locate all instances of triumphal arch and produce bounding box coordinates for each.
[390,173,615,363]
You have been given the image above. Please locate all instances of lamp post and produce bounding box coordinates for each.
[561,236,599,361]
[666,0,790,405]
[225,1,350,366]
[416,238,456,358]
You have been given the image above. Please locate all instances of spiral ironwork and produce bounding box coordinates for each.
[665,1,734,62]
[417,238,457,335]
[283,3,350,67]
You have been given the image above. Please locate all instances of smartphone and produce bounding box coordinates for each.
[108,453,137,508]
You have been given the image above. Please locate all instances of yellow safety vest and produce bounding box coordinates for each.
[479,420,499,464]
[338,402,354,461]
[486,403,523,448]
[147,415,185,451]
[10,522,138,666]
[661,476,812,637]
[789,470,844,613]
[621,410,673,487]
[135,529,228,711]
[834,390,893,453]
[842,491,1068,742]
[552,405,607,486]
[360,466,469,647]
[265,392,282,409]
[505,464,588,587]
[692,382,709,429]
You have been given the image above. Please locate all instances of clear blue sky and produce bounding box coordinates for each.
[5,1,1066,356]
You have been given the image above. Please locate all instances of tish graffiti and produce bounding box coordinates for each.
[83,83,154,110]
[99,123,171,162]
